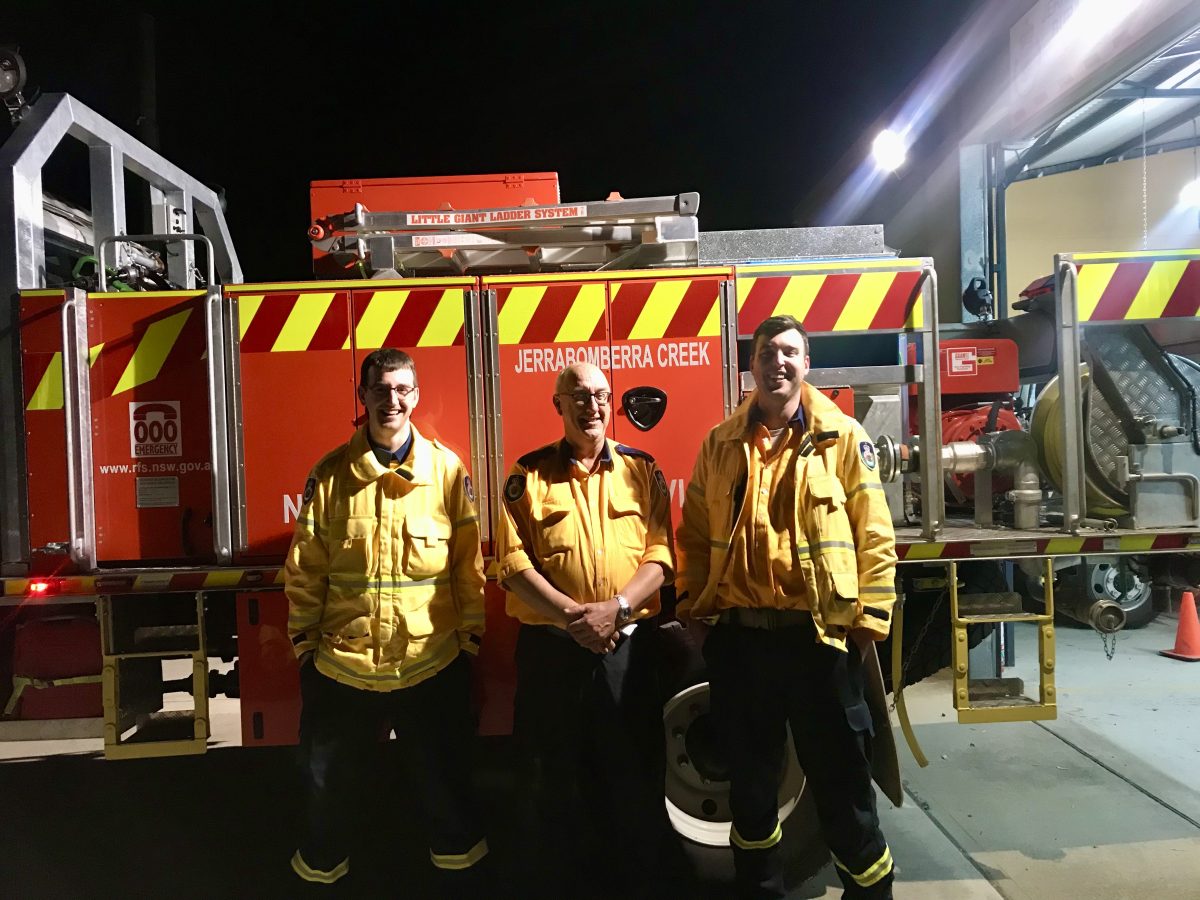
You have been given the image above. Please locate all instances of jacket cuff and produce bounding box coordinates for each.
[495,551,534,584]
[640,547,675,582]
[459,632,482,656]
[292,635,319,658]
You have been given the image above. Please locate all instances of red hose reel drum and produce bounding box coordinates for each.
[941,404,1022,499]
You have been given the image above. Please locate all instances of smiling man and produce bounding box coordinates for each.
[285,348,487,888]
[494,361,684,894]
[679,316,898,899]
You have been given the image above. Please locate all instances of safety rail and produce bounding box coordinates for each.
[1055,248,1200,534]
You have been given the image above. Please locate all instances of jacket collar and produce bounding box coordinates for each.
[716,382,844,444]
[348,424,433,485]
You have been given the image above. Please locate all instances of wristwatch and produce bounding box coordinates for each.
[615,594,633,625]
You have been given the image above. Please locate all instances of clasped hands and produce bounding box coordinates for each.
[560,597,621,654]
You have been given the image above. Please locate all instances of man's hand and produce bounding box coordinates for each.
[848,628,876,655]
[566,598,619,653]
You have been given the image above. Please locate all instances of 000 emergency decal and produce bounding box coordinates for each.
[129,401,182,458]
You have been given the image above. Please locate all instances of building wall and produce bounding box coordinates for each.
[1005,148,1200,310]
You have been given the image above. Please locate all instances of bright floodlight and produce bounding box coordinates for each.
[872,129,907,172]
[1180,178,1200,209]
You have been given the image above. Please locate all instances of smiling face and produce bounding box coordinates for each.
[750,327,810,406]
[554,363,611,450]
[358,364,419,447]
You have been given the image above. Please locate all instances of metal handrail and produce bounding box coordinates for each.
[60,290,96,568]
[203,288,234,563]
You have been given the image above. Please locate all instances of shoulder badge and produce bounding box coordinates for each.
[504,473,527,503]
[302,476,317,505]
[653,469,669,497]
[859,440,877,471]
[615,443,655,463]
[464,474,476,504]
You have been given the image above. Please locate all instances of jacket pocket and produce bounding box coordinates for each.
[328,516,377,580]
[537,504,577,555]
[608,494,646,555]
[402,515,452,579]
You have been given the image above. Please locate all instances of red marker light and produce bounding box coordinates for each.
[28,581,50,594]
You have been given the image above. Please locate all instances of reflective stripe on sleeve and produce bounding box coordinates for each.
[430,837,489,870]
[290,851,349,884]
[730,821,782,851]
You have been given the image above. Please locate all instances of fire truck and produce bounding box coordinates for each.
[4,75,1200,858]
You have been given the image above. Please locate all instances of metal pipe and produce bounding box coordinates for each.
[1009,460,1042,530]
[940,441,992,474]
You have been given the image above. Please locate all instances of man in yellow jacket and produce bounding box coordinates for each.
[679,315,897,899]
[285,348,487,886]
[494,361,685,894]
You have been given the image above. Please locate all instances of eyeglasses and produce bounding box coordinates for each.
[367,384,417,400]
[557,390,612,408]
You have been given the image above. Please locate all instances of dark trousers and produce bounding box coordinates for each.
[295,653,486,882]
[704,621,893,900]
[514,623,685,896]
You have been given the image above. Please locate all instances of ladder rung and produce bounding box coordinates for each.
[957,591,1023,617]
[968,677,1026,703]
[958,612,1047,623]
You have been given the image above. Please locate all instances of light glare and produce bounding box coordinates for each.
[1180,178,1200,209]
[872,129,907,172]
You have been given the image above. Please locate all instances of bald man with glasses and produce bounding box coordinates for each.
[494,362,685,895]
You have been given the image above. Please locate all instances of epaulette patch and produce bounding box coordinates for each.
[517,445,557,469]
[302,477,316,505]
[615,444,655,463]
[504,473,527,503]
[464,474,476,503]
[859,441,877,471]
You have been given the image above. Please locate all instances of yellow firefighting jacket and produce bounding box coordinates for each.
[285,425,485,691]
[678,383,897,648]
[495,439,674,626]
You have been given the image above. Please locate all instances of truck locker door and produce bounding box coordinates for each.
[86,291,216,564]
[477,274,612,735]
[231,285,356,563]
[20,290,73,574]
[607,270,732,527]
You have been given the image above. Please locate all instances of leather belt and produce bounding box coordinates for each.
[717,607,812,630]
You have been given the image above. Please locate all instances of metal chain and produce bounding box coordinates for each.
[889,589,946,710]
[1101,629,1118,660]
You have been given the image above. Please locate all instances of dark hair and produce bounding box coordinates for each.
[360,348,418,388]
[751,315,809,356]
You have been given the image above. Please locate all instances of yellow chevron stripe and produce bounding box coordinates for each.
[111,308,192,397]
[498,285,546,345]
[418,289,465,347]
[203,570,245,588]
[1125,259,1188,321]
[834,272,893,331]
[906,291,924,329]
[555,283,605,342]
[353,290,409,350]
[1118,535,1156,552]
[27,344,106,412]
[273,292,335,352]
[237,295,264,339]
[905,542,945,560]
[1073,249,1200,261]
[628,279,689,340]
[772,275,824,322]
[1043,538,1084,555]
[274,569,286,585]
[26,353,63,411]
[1076,263,1118,322]
[735,277,755,311]
[698,298,722,337]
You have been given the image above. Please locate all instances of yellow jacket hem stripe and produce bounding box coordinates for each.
[291,851,349,884]
[730,822,782,850]
[429,838,489,870]
[833,846,893,887]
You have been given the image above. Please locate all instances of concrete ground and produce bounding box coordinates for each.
[1,613,1197,897]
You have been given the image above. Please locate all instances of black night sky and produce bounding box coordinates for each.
[7,2,982,281]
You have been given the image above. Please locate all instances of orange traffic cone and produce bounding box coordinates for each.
[1161,591,1200,662]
